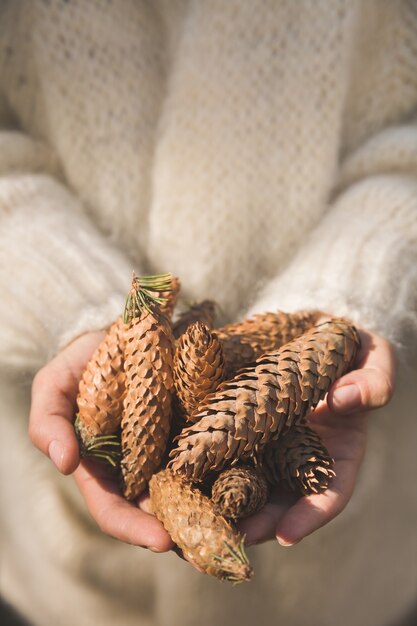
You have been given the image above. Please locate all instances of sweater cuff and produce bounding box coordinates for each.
[0,174,135,374]
[245,174,417,364]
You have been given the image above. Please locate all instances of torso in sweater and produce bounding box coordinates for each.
[0,0,416,372]
[1,0,416,321]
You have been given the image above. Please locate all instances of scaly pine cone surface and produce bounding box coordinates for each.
[173,300,217,339]
[215,310,320,376]
[211,466,269,521]
[174,322,226,421]
[120,276,175,500]
[259,424,335,495]
[149,469,253,583]
[169,319,360,482]
[76,317,125,446]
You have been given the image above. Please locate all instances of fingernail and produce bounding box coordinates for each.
[277,537,300,547]
[49,440,65,471]
[149,545,165,553]
[331,384,361,413]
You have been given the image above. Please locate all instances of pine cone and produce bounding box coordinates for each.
[258,424,335,495]
[211,466,269,521]
[76,317,125,445]
[169,319,360,482]
[173,300,217,339]
[149,469,253,583]
[215,310,320,376]
[174,322,226,421]
[121,276,175,500]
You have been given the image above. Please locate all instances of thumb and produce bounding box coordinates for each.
[29,331,106,473]
[327,331,396,415]
[29,363,80,474]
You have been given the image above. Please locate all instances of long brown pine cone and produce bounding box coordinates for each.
[121,277,175,500]
[149,469,253,583]
[214,310,320,377]
[75,317,126,463]
[174,322,227,421]
[258,423,336,495]
[172,300,217,339]
[168,319,360,482]
[211,466,269,521]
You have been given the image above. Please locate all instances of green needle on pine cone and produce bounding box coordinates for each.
[123,272,173,322]
[168,319,360,482]
[156,275,181,320]
[74,415,121,467]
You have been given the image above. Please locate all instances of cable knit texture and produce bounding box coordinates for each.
[0,1,416,625]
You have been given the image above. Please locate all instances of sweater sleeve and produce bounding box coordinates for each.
[0,130,134,375]
[245,123,417,363]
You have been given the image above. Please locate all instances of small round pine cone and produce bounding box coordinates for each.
[174,321,226,420]
[211,466,269,521]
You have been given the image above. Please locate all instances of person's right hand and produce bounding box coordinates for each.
[28,331,174,553]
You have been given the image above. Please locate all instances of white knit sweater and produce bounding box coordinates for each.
[0,2,416,626]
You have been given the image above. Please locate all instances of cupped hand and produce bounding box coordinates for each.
[28,331,174,553]
[28,322,396,561]
[237,325,396,548]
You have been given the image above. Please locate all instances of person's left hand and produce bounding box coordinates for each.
[236,324,396,548]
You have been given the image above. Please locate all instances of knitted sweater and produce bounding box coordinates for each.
[0,1,416,625]
[1,0,417,372]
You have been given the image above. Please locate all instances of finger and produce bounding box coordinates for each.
[275,454,362,546]
[74,461,174,552]
[29,365,80,474]
[328,330,396,415]
[237,489,296,546]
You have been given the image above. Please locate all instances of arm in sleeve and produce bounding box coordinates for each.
[0,130,134,376]
[245,123,417,363]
